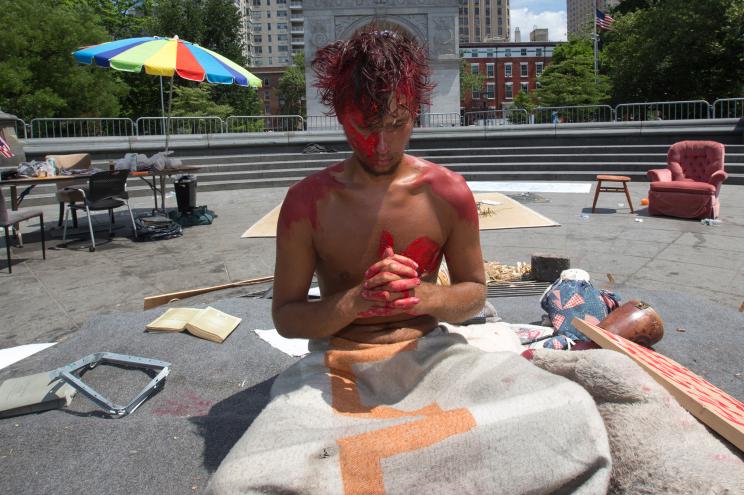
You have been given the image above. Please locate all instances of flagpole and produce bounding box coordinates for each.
[593,3,599,86]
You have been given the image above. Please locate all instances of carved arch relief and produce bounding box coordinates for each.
[334,15,427,44]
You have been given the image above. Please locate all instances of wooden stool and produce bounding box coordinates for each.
[592,175,635,213]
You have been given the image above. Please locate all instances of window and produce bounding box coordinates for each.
[265,103,271,114]
[277,10,287,16]
[472,86,481,99]
[279,45,288,52]
[278,34,288,41]
[471,63,479,75]
[254,34,262,43]
[252,0,260,5]
[520,48,527,56]
[536,48,543,57]
[268,57,273,65]
[263,78,270,87]
[486,63,494,78]
[505,82,513,99]
[255,46,263,54]
[267,22,271,30]
[520,82,529,93]
[266,10,271,17]
[254,24,262,32]
[268,45,272,53]
[264,90,270,99]
[268,34,272,42]
[278,22,287,30]
[486,83,495,99]
[277,0,286,3]
[504,63,512,78]
[520,63,528,77]
[505,48,511,57]
[536,62,543,76]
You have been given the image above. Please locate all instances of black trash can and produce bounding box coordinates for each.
[174,175,197,213]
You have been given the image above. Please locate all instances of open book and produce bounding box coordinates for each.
[146,306,241,343]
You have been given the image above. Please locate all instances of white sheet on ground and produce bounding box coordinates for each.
[0,343,56,371]
[468,181,592,193]
[254,329,309,357]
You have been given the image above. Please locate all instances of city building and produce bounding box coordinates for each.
[249,67,286,115]
[530,28,548,42]
[458,0,510,43]
[567,0,619,37]
[460,41,558,114]
[234,0,304,68]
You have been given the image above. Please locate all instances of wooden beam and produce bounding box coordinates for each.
[143,276,274,310]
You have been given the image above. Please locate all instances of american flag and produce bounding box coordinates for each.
[0,135,14,158]
[596,9,615,30]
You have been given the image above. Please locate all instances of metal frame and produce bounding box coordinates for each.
[49,352,171,418]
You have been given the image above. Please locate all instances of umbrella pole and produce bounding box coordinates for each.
[159,76,166,130]
[165,76,174,154]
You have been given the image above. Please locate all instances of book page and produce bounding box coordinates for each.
[185,307,241,343]
[146,307,203,332]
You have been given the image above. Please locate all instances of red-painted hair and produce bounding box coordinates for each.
[311,25,433,128]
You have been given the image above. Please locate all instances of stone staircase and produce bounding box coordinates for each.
[17,137,744,207]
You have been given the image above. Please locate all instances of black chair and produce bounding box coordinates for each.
[0,188,46,273]
[62,171,137,251]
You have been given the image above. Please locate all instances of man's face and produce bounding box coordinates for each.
[339,99,414,177]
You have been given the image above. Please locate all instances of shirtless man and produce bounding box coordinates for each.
[272,28,486,344]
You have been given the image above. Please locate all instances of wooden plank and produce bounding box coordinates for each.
[143,276,273,310]
[573,318,744,453]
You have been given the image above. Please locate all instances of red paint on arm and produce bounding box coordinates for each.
[412,160,479,225]
[278,162,345,231]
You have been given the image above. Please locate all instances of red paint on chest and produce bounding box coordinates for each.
[413,162,479,225]
[378,230,441,276]
[279,162,345,231]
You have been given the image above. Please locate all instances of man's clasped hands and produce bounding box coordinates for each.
[357,246,424,318]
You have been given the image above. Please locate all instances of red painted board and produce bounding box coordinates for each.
[573,317,744,453]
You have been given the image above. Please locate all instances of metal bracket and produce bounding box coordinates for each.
[48,352,171,418]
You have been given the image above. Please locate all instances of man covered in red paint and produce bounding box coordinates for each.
[209,29,613,493]
[271,27,487,344]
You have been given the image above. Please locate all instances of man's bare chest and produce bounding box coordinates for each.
[312,190,449,282]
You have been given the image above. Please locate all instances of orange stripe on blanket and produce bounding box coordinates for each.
[326,338,476,493]
[337,408,476,495]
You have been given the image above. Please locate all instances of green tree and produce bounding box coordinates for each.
[171,85,233,118]
[82,0,154,38]
[0,0,127,120]
[459,58,486,104]
[277,53,306,117]
[536,37,611,106]
[603,0,744,102]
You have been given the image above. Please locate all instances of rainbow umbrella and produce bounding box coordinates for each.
[74,36,261,150]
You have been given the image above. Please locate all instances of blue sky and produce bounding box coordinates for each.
[510,0,568,41]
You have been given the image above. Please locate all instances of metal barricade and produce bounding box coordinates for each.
[418,113,461,128]
[13,118,28,139]
[305,115,342,131]
[463,109,529,126]
[615,100,711,121]
[712,98,744,119]
[30,118,134,138]
[225,115,304,132]
[136,116,224,136]
[533,105,615,124]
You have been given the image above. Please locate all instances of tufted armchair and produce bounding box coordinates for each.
[647,141,727,219]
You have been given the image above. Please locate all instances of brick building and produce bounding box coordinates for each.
[249,66,286,115]
[460,41,558,115]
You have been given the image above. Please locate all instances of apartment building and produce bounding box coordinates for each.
[460,41,557,113]
[234,0,304,68]
[458,0,510,43]
[567,0,619,37]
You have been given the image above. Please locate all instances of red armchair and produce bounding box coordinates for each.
[647,141,727,219]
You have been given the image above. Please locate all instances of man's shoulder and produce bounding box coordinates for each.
[410,156,469,187]
[287,161,345,195]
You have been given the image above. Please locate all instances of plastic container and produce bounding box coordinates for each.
[174,175,197,213]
